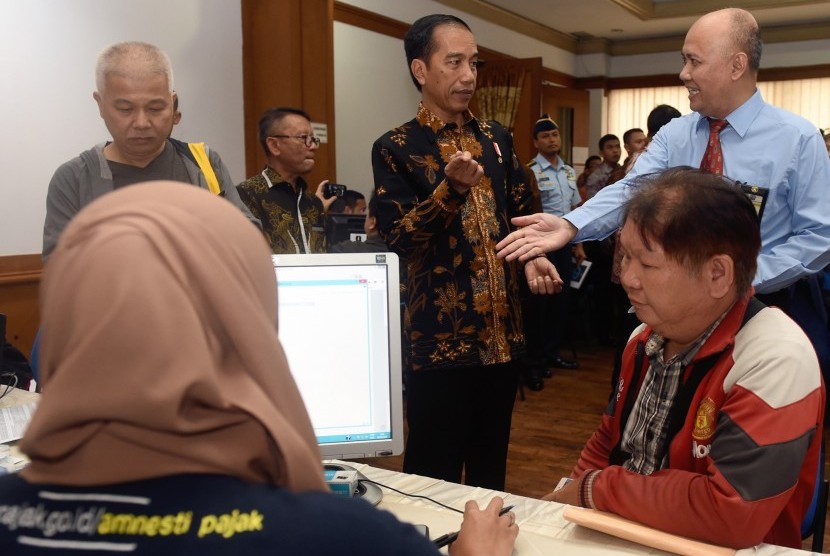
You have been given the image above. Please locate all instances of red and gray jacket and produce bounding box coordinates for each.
[573,295,824,549]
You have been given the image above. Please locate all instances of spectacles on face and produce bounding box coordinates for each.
[269,134,321,148]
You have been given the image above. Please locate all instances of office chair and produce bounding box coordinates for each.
[0,314,5,376]
[29,327,41,383]
[801,441,828,553]
[1,314,34,393]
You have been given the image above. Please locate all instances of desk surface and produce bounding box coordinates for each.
[337,461,820,556]
[0,387,39,472]
[0,386,38,410]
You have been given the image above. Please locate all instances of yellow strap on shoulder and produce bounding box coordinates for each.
[188,142,221,195]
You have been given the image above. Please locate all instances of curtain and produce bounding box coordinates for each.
[758,78,830,131]
[607,86,691,138]
[607,78,830,138]
[475,66,527,132]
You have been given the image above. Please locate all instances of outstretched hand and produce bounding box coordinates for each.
[450,498,518,556]
[496,213,577,262]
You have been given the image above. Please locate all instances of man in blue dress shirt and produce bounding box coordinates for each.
[498,7,830,386]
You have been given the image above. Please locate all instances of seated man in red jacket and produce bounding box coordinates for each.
[544,168,824,549]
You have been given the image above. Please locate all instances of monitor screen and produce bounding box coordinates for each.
[272,252,403,460]
[326,213,367,245]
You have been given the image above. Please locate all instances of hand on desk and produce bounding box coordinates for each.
[449,497,518,556]
[542,477,580,506]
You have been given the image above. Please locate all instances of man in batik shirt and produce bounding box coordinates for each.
[237,107,329,254]
[371,14,560,490]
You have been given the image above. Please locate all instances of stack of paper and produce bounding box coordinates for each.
[0,388,39,444]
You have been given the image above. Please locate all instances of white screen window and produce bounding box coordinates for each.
[277,264,392,444]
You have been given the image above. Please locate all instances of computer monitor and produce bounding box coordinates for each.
[272,252,403,461]
[325,213,367,245]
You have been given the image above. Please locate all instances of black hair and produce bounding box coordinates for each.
[404,14,471,91]
[646,105,681,137]
[599,134,619,151]
[622,128,644,146]
[584,155,601,168]
[367,191,379,218]
[258,107,311,156]
[623,167,760,297]
[343,189,365,209]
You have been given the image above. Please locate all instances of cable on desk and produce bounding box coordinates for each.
[0,373,18,400]
[358,478,465,514]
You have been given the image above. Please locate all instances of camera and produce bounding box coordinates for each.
[323,183,347,199]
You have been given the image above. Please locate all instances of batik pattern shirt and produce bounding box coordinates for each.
[584,161,621,200]
[237,167,326,254]
[371,103,534,371]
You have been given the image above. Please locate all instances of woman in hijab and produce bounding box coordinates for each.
[0,181,517,555]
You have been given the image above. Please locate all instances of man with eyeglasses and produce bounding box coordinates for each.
[237,107,332,254]
[43,41,258,260]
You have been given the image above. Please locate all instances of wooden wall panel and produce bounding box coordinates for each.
[513,62,542,165]
[241,0,335,186]
[333,2,511,64]
[301,0,336,185]
[0,255,42,358]
[541,84,590,164]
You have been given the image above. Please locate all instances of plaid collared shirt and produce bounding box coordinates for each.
[620,309,730,475]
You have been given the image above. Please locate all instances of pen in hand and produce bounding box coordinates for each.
[432,504,515,549]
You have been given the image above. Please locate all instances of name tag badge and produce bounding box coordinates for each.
[536,174,556,191]
[736,182,770,222]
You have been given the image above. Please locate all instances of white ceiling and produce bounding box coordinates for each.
[476,0,830,43]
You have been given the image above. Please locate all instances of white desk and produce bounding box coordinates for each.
[0,387,38,473]
[335,461,821,556]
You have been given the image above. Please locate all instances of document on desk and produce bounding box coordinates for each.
[0,389,39,444]
[564,507,736,556]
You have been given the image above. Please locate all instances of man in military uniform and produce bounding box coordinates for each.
[526,115,583,373]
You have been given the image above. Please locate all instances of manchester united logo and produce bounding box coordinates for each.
[692,397,716,441]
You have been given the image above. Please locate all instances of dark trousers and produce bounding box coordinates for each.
[403,362,519,490]
[545,247,575,358]
[520,247,574,367]
[583,239,615,343]
[520,276,546,377]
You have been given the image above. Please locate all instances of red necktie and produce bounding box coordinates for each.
[700,119,728,175]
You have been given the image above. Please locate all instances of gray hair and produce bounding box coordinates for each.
[728,9,762,72]
[95,42,174,93]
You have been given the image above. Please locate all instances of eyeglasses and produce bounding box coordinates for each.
[269,134,321,148]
